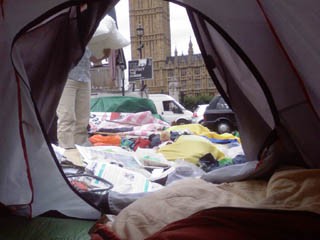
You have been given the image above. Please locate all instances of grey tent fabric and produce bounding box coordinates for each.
[173,0,320,178]
[0,0,118,218]
[1,0,320,220]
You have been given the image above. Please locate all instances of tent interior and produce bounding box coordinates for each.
[1,0,320,239]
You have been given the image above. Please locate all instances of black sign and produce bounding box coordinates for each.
[128,58,153,82]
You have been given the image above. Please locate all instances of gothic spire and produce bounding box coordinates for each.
[188,37,194,55]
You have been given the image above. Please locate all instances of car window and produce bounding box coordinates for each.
[163,100,180,112]
[195,106,201,113]
[207,96,230,110]
[216,98,230,109]
[163,101,171,111]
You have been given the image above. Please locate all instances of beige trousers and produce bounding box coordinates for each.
[57,79,91,148]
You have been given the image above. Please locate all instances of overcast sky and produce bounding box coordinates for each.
[114,0,200,63]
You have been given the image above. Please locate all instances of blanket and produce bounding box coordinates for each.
[110,167,320,240]
[146,207,320,240]
[89,111,169,136]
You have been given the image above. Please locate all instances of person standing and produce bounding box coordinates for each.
[57,47,110,149]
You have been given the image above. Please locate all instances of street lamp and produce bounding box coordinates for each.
[136,24,144,59]
[118,59,126,96]
[136,24,145,93]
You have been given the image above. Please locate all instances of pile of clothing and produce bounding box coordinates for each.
[54,111,246,199]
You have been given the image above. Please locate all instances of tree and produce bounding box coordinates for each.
[182,94,214,111]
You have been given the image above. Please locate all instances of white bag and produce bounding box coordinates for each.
[89,15,130,56]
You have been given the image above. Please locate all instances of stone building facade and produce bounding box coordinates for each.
[129,0,217,98]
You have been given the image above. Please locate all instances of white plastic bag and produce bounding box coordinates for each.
[88,15,130,56]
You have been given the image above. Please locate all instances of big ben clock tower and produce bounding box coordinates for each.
[129,0,171,60]
[127,0,216,96]
[128,0,171,92]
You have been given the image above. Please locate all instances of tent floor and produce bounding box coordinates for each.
[0,213,95,240]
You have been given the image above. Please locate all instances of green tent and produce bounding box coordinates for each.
[90,96,162,119]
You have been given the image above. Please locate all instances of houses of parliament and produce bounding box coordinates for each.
[91,0,217,98]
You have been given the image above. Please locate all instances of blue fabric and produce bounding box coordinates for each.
[68,47,92,83]
[205,137,238,144]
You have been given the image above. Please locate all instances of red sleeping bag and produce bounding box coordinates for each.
[146,207,320,240]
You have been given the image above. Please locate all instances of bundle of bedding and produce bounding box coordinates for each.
[89,167,320,240]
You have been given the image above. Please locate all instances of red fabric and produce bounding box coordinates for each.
[89,215,121,240]
[133,137,150,151]
[146,207,320,240]
[89,224,120,240]
[110,112,121,120]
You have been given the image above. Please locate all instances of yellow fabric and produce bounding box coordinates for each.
[157,134,225,164]
[167,123,240,142]
[166,123,211,135]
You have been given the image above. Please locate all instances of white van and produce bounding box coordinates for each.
[148,94,193,125]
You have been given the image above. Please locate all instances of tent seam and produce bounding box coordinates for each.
[256,0,319,121]
[15,71,34,217]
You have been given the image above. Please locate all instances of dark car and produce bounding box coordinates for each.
[202,95,237,134]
